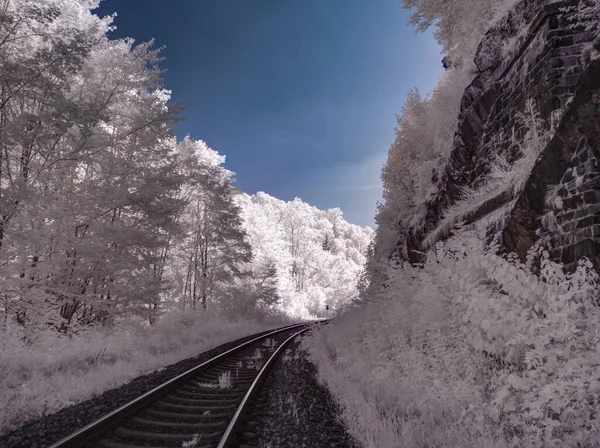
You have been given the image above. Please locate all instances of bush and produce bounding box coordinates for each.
[307,231,600,447]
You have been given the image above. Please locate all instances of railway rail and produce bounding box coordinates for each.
[47,322,318,448]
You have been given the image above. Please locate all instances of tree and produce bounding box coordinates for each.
[401,0,504,64]
[220,259,281,318]
[380,88,431,229]
[170,138,252,312]
[237,192,373,317]
[281,198,311,291]
[0,0,183,333]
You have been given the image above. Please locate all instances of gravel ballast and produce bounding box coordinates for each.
[236,333,358,448]
[0,328,281,448]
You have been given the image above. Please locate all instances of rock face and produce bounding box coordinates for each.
[504,59,600,270]
[410,0,600,271]
[540,138,600,271]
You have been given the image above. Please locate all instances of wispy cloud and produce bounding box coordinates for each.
[285,152,386,227]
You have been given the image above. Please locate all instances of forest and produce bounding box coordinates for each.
[0,0,371,435]
[3,0,600,446]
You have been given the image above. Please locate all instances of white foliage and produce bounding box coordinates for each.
[163,137,255,316]
[401,0,519,66]
[217,371,233,389]
[181,433,201,448]
[372,54,475,269]
[308,231,600,447]
[236,193,373,318]
[0,0,185,332]
[565,0,600,39]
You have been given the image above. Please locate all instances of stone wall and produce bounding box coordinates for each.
[540,137,600,271]
[409,0,600,270]
[477,0,586,163]
[503,59,600,270]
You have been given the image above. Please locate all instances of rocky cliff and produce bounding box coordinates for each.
[407,0,600,271]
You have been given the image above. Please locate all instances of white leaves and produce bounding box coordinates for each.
[481,318,491,331]
[524,350,543,371]
[181,434,201,448]
[0,0,189,330]
[235,192,372,318]
[565,1,600,38]
[362,229,600,444]
[554,196,564,210]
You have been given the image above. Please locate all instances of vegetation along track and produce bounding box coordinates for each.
[48,323,320,448]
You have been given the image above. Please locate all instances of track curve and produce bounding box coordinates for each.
[47,323,314,448]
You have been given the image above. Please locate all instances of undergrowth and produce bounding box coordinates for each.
[307,231,600,448]
[0,310,293,435]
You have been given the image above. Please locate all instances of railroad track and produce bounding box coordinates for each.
[48,323,317,448]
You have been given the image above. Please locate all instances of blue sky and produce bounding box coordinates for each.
[94,0,442,227]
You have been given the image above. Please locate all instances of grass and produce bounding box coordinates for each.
[0,311,292,436]
[181,433,201,447]
[217,371,233,389]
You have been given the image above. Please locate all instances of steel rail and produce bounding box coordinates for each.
[216,327,309,448]
[47,322,312,448]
